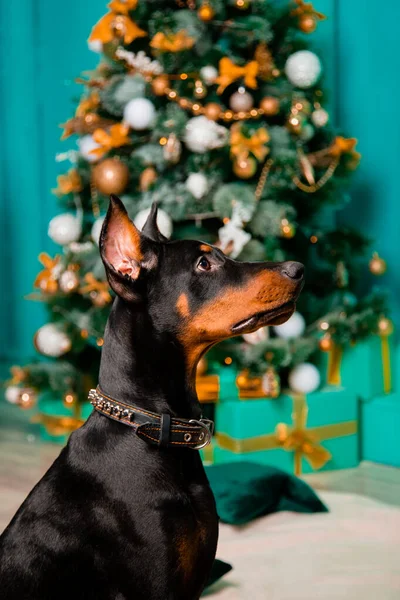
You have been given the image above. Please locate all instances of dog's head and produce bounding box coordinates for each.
[100,196,304,370]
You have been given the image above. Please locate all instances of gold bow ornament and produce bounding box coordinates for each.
[34,253,63,294]
[52,169,83,197]
[230,123,270,162]
[91,123,131,157]
[150,30,195,53]
[216,393,357,476]
[89,0,146,45]
[216,57,259,94]
[79,273,112,307]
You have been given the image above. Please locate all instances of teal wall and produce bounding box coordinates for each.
[0,0,398,370]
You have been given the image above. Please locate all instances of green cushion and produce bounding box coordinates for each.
[205,461,328,525]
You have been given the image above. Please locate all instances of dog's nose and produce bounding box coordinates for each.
[280,261,304,281]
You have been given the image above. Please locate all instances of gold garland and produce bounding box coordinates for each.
[255,158,274,201]
[292,157,339,193]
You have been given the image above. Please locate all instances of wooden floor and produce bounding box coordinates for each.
[1,401,400,532]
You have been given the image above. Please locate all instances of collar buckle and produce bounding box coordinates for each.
[189,419,213,450]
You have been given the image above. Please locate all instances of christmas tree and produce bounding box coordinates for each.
[6,0,389,412]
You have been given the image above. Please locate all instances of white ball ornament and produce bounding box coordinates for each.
[59,270,80,293]
[88,39,103,53]
[5,386,21,404]
[48,213,82,246]
[185,116,228,153]
[185,173,209,199]
[123,98,156,130]
[35,324,72,357]
[229,89,254,112]
[91,216,105,245]
[134,207,173,239]
[288,362,321,394]
[200,65,218,85]
[285,50,322,89]
[78,134,102,163]
[311,108,329,127]
[274,311,306,339]
[243,327,269,345]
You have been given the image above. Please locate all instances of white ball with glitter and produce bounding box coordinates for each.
[200,65,218,85]
[274,311,305,339]
[185,116,228,153]
[134,207,172,239]
[91,216,105,245]
[35,324,72,357]
[48,213,82,245]
[123,98,156,130]
[185,173,209,199]
[5,385,21,404]
[243,327,269,345]
[285,50,322,89]
[311,108,329,127]
[88,39,103,53]
[78,134,101,163]
[229,89,254,112]
[288,362,320,394]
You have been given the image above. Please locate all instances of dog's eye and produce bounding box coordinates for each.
[197,256,211,272]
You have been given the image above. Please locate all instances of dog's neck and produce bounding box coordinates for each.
[98,298,202,420]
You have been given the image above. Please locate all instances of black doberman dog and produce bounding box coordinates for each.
[0,196,304,600]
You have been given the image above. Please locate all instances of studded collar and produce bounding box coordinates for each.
[89,388,213,450]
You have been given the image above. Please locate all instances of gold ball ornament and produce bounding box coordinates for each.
[63,392,78,408]
[235,0,250,9]
[260,96,280,116]
[139,167,158,191]
[204,102,222,121]
[92,158,129,196]
[299,14,317,33]
[198,2,215,21]
[152,75,170,96]
[233,156,257,179]
[18,388,37,410]
[319,334,333,352]
[369,252,387,276]
[197,356,208,376]
[378,317,394,337]
[280,218,296,239]
[194,80,207,99]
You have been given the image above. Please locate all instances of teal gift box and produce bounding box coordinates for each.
[361,392,400,467]
[321,334,394,399]
[214,388,359,475]
[34,393,92,444]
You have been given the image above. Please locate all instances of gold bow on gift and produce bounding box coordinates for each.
[216,393,357,476]
[53,169,83,197]
[91,123,131,157]
[230,123,270,161]
[89,0,146,45]
[216,57,259,94]
[275,394,331,476]
[150,30,195,53]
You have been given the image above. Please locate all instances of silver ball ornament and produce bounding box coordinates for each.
[311,108,329,127]
[48,213,82,246]
[285,50,322,89]
[229,89,254,112]
[34,324,72,357]
[123,98,156,130]
[200,65,218,85]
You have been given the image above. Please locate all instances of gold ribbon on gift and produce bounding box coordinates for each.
[216,393,357,476]
[216,57,259,94]
[196,374,220,403]
[326,342,343,386]
[230,123,270,162]
[32,414,85,437]
[201,442,214,465]
[379,333,392,394]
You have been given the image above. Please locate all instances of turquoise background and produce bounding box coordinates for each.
[0,0,398,373]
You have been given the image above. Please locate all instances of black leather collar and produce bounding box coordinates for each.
[89,388,214,450]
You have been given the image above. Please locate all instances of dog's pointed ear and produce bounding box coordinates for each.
[141,202,168,243]
[100,195,158,301]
